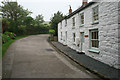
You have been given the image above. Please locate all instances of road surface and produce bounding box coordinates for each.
[3,34,96,78]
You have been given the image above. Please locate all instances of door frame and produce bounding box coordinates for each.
[80,32,84,52]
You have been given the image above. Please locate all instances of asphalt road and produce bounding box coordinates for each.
[3,34,95,78]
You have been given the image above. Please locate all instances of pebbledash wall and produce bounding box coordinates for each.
[58,2,120,69]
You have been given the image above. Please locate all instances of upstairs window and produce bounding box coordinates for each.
[80,13,84,25]
[61,32,62,40]
[72,17,75,27]
[61,22,62,29]
[73,33,76,42]
[93,6,99,22]
[65,19,67,27]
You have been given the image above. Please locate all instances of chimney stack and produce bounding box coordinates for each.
[69,5,72,14]
[82,0,88,5]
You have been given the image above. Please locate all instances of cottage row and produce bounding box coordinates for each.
[58,1,120,69]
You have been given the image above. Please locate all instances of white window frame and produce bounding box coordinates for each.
[61,22,62,29]
[73,33,76,43]
[72,17,75,27]
[92,5,99,23]
[89,29,99,53]
[80,12,84,26]
[65,19,67,27]
[61,32,62,40]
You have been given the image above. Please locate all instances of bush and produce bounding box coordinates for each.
[2,34,11,43]
[2,32,16,44]
[49,29,55,35]
[4,32,16,39]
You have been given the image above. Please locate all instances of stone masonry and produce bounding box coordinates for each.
[58,2,120,69]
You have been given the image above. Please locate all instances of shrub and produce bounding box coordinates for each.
[2,32,16,44]
[4,32,16,39]
[2,34,11,43]
[49,29,55,35]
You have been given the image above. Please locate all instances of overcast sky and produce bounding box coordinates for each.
[0,0,92,21]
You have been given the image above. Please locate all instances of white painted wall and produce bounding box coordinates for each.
[58,2,119,69]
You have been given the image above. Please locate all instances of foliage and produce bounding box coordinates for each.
[24,16,34,26]
[2,18,10,33]
[4,32,16,39]
[50,11,64,36]
[17,25,27,35]
[1,1,31,21]
[35,14,44,26]
[2,34,11,43]
[2,39,14,56]
[1,1,49,36]
[1,1,32,34]
[49,29,55,35]
[2,32,16,44]
[2,35,29,56]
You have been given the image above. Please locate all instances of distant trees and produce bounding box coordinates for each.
[1,1,32,34]
[35,14,44,26]
[1,1,49,35]
[50,11,64,36]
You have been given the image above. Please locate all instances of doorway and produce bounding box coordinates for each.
[65,31,67,44]
[80,32,84,52]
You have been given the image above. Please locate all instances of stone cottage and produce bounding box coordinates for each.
[58,0,120,69]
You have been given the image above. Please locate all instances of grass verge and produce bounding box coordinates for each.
[2,35,29,56]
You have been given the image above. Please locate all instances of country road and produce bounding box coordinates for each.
[2,34,95,78]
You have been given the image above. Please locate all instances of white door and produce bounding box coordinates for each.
[80,32,84,52]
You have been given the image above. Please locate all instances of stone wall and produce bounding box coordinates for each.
[58,2,119,69]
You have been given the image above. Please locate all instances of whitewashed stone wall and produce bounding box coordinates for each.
[58,2,119,69]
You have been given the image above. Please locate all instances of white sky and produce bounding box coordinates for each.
[0,0,93,21]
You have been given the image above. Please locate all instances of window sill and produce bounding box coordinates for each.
[92,21,99,25]
[73,42,76,45]
[88,49,100,53]
[80,24,84,27]
[72,27,75,29]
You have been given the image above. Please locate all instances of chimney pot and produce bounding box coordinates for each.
[82,0,88,5]
[69,5,72,14]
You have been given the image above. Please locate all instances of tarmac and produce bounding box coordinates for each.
[2,34,95,78]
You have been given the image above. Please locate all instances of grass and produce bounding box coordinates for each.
[2,35,29,56]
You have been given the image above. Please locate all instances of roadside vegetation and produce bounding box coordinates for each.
[2,35,28,56]
[50,11,65,36]
[1,1,50,36]
[0,0,65,56]
[0,1,50,56]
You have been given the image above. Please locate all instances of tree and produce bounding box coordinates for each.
[0,1,32,34]
[35,14,44,26]
[50,11,64,36]
[24,16,34,26]
[2,18,10,33]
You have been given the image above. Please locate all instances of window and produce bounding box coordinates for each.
[65,31,67,41]
[72,17,75,27]
[65,19,67,27]
[73,33,76,42]
[61,32,62,40]
[80,13,84,25]
[61,22,62,29]
[93,6,99,22]
[90,29,99,48]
